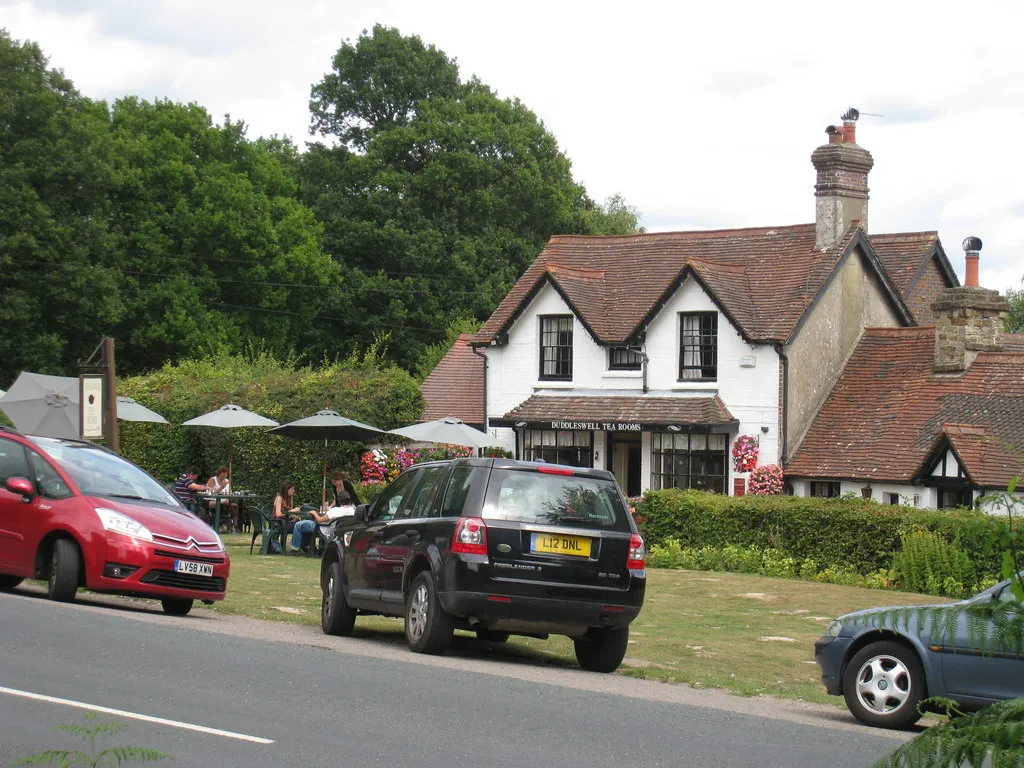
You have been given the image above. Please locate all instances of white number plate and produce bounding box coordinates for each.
[174,560,213,577]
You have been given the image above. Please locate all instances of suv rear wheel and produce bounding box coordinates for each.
[406,571,453,655]
[574,627,630,673]
[322,561,356,636]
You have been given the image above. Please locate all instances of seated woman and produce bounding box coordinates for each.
[206,465,239,533]
[293,490,355,554]
[273,481,302,552]
[334,471,362,507]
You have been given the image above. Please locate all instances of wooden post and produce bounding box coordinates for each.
[102,336,120,453]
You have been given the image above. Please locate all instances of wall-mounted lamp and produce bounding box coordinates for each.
[861,485,872,500]
[667,425,682,432]
[760,426,769,433]
[514,421,527,428]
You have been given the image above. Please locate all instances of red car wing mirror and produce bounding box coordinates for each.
[5,476,35,500]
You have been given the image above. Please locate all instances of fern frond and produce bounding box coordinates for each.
[10,749,88,767]
[96,747,171,764]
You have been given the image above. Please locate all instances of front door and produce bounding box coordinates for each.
[609,433,641,497]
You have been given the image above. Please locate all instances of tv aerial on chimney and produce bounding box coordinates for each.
[842,107,885,121]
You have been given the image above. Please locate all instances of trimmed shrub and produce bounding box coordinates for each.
[636,489,1008,588]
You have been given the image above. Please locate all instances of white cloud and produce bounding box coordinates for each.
[2,0,1022,294]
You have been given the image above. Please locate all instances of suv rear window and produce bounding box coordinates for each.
[482,468,631,531]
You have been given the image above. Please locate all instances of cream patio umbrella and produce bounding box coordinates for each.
[181,403,278,486]
[0,372,80,438]
[388,417,499,450]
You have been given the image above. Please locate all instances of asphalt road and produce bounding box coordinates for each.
[0,587,912,768]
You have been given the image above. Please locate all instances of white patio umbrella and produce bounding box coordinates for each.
[182,403,279,485]
[0,372,173,439]
[268,409,386,506]
[389,417,500,450]
[116,396,169,424]
[0,372,80,438]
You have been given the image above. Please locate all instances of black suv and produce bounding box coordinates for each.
[320,458,646,672]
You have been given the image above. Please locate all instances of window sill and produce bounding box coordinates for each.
[670,381,719,392]
[603,370,642,378]
[534,381,575,390]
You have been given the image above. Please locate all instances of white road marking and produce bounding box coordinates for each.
[0,686,274,744]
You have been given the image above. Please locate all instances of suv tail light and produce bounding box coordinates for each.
[451,517,488,556]
[626,533,646,572]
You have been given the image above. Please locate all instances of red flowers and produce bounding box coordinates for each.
[732,434,759,473]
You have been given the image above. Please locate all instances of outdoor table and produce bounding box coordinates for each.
[198,492,268,533]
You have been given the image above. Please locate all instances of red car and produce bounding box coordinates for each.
[0,427,229,615]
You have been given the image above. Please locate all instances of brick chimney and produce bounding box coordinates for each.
[931,236,1009,373]
[811,108,874,250]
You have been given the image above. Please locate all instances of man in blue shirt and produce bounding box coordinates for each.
[174,466,206,514]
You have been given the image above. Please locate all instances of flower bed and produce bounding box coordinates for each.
[360,444,474,484]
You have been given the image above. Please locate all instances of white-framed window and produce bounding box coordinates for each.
[679,312,717,380]
[539,315,573,380]
[651,433,727,493]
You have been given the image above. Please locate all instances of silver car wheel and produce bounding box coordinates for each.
[408,582,429,642]
[855,654,912,714]
[325,572,336,620]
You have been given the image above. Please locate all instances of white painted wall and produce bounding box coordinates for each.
[483,276,784,494]
[643,276,781,465]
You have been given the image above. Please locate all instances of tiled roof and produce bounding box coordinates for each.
[868,232,942,293]
[473,224,911,346]
[786,326,1024,487]
[493,395,737,430]
[420,334,484,427]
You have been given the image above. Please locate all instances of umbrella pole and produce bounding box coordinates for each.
[228,434,233,491]
[321,439,328,509]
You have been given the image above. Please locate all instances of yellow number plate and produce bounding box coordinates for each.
[531,533,591,557]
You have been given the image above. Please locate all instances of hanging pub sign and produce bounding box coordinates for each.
[79,374,104,439]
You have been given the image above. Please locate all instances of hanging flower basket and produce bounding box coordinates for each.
[732,434,759,473]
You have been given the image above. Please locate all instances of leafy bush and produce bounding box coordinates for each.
[748,464,784,495]
[893,529,978,597]
[635,489,1009,593]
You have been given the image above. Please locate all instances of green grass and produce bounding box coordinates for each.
[211,534,948,704]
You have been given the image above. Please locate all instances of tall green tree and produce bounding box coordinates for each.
[1006,287,1023,333]
[106,98,340,373]
[0,29,123,385]
[301,26,642,370]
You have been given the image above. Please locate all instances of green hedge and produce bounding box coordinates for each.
[117,350,423,507]
[636,489,1008,582]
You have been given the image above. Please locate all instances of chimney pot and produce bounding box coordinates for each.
[962,235,982,287]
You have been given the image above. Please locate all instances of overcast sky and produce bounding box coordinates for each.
[2,0,1021,295]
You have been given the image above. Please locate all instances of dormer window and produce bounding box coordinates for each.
[609,345,643,371]
[679,312,718,380]
[539,315,573,380]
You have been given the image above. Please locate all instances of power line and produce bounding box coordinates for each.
[10,257,505,297]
